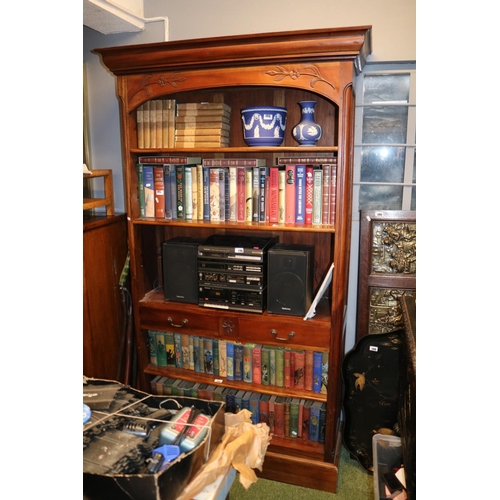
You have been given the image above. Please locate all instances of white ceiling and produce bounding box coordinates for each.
[83,0,145,34]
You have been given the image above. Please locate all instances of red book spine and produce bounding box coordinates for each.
[259,395,270,425]
[284,348,292,388]
[298,399,305,438]
[252,345,262,384]
[321,164,331,225]
[293,350,305,390]
[237,166,246,222]
[302,402,311,440]
[305,166,314,224]
[153,166,165,218]
[305,350,314,391]
[329,164,337,226]
[269,167,279,222]
[274,398,285,436]
[285,165,296,224]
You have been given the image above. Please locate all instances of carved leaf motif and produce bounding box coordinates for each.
[265,64,335,90]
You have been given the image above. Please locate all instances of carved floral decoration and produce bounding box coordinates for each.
[265,65,336,91]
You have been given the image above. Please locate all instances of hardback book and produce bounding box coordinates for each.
[183,381,196,398]
[245,168,253,222]
[177,102,231,112]
[309,401,323,442]
[191,165,198,221]
[184,166,193,220]
[149,100,157,149]
[202,166,210,221]
[189,382,201,398]
[136,164,146,218]
[249,392,261,425]
[226,342,235,380]
[269,347,276,386]
[154,166,165,218]
[329,165,337,226]
[225,388,238,413]
[164,165,174,220]
[233,343,244,381]
[305,350,314,391]
[261,346,270,386]
[213,385,225,401]
[175,138,230,148]
[202,158,266,167]
[285,165,296,224]
[137,103,144,149]
[298,399,306,438]
[305,166,314,224]
[269,167,279,223]
[176,380,189,397]
[188,335,195,371]
[277,156,337,165]
[137,156,202,164]
[143,101,151,149]
[313,351,323,393]
[268,395,277,433]
[148,330,157,366]
[213,338,219,376]
[252,167,260,222]
[155,99,163,148]
[175,120,230,131]
[197,164,204,220]
[156,376,168,396]
[321,164,331,225]
[273,396,285,436]
[169,166,178,220]
[167,99,176,147]
[293,350,305,390]
[209,167,220,221]
[150,375,161,394]
[165,332,175,367]
[241,391,251,411]
[181,333,190,368]
[176,107,231,119]
[284,348,292,388]
[312,167,323,224]
[162,99,169,148]
[243,343,253,383]
[234,389,247,413]
[225,168,231,221]
[275,347,284,388]
[143,166,155,218]
[237,166,246,222]
[259,167,268,222]
[318,402,327,444]
[302,399,313,440]
[205,384,216,400]
[218,168,227,222]
[321,351,329,395]
[229,166,237,221]
[218,339,227,378]
[289,398,301,438]
[175,165,185,219]
[284,398,291,437]
[259,393,271,425]
[252,344,262,385]
[156,331,167,367]
[220,387,231,406]
[278,168,286,223]
[176,128,230,137]
[203,337,214,375]
[193,336,201,372]
[295,165,306,223]
[170,378,183,396]
[162,377,177,395]
[197,383,208,400]
[174,333,182,368]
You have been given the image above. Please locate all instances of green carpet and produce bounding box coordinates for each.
[228,445,374,499]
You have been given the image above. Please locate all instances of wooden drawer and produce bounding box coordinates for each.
[239,316,330,350]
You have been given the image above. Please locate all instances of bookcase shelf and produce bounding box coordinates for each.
[95,26,372,494]
[83,169,115,215]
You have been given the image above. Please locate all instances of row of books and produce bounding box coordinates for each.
[136,101,231,149]
[149,330,328,394]
[137,156,338,225]
[150,375,327,443]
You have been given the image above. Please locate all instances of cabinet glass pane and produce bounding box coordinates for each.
[411,187,416,210]
[412,150,416,183]
[360,146,405,183]
[362,106,408,144]
[359,185,403,211]
[363,74,410,104]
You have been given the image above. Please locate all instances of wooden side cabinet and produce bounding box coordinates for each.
[83,214,128,381]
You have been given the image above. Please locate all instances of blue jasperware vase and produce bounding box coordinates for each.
[292,101,322,146]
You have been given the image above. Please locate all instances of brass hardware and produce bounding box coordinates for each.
[167,317,188,328]
[271,329,295,341]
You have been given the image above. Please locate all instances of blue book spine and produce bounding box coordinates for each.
[164,165,173,220]
[233,343,244,381]
[224,167,230,221]
[169,165,177,220]
[309,402,322,442]
[202,166,210,221]
[174,333,182,368]
[193,336,201,373]
[295,164,306,223]
[213,338,219,376]
[226,342,234,380]
[249,392,261,425]
[313,351,323,393]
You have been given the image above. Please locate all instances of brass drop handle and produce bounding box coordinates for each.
[271,329,295,341]
[167,317,188,328]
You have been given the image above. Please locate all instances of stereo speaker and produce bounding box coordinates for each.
[267,243,314,316]
[162,237,204,303]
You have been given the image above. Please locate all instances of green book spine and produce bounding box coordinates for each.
[174,333,182,368]
[193,336,201,373]
[213,338,219,376]
[275,348,284,387]
[156,331,167,367]
[289,398,300,438]
[269,347,276,386]
[137,164,146,217]
[165,332,175,366]
[261,347,270,386]
[162,377,175,395]
[148,330,158,366]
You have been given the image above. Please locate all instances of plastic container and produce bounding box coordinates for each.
[372,434,403,500]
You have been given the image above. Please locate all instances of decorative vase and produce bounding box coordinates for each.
[292,101,322,146]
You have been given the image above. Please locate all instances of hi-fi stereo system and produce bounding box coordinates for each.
[162,234,315,316]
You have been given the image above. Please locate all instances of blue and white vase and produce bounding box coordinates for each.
[292,101,322,146]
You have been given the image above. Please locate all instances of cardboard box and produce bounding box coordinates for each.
[372,434,403,500]
[83,378,225,500]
